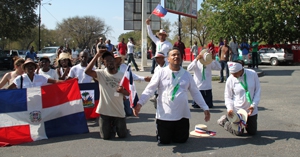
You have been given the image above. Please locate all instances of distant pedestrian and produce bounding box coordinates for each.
[240,38,250,64]
[25,46,38,61]
[251,37,259,68]
[173,35,186,65]
[106,39,115,53]
[150,40,157,74]
[218,38,232,83]
[127,37,140,71]
[229,36,239,61]
[117,38,127,63]
[191,41,199,59]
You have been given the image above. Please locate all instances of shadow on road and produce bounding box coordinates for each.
[126,113,156,123]
[171,130,300,153]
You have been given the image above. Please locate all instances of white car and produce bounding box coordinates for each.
[37,46,60,65]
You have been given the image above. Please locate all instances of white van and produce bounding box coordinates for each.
[37,46,60,65]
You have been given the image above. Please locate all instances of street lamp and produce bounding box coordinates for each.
[38,1,51,51]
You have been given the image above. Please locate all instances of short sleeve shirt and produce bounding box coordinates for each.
[68,64,95,83]
[25,51,37,60]
[14,74,48,89]
[95,69,125,118]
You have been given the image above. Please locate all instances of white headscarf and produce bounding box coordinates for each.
[227,62,243,73]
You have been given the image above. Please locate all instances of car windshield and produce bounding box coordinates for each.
[40,48,56,54]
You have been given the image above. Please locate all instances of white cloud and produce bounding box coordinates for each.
[113,16,123,21]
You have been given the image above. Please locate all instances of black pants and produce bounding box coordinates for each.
[99,114,127,140]
[156,118,189,144]
[193,89,213,108]
[252,52,259,68]
[151,58,157,74]
[127,53,139,71]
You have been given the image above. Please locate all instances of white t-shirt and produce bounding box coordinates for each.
[14,73,48,89]
[95,69,125,118]
[127,42,134,54]
[68,64,95,83]
[72,50,78,59]
[38,69,59,80]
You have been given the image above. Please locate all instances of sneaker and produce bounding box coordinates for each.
[191,104,200,108]
[217,115,227,127]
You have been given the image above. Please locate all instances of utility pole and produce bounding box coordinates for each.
[141,0,147,69]
[38,0,41,51]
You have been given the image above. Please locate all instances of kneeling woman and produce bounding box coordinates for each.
[7,59,62,89]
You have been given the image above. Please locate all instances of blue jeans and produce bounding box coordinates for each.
[124,99,133,116]
[231,53,238,61]
[219,60,229,82]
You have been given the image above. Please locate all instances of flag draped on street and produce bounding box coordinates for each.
[119,64,139,108]
[78,82,100,119]
[152,4,167,17]
[0,79,89,146]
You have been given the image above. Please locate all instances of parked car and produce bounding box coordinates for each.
[0,50,20,69]
[37,46,60,65]
[238,49,261,67]
[258,47,293,66]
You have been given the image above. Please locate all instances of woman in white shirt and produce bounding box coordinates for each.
[127,37,140,71]
[56,53,72,80]
[7,59,61,89]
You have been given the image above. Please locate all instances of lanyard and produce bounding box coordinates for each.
[239,73,252,104]
[202,65,206,81]
[171,73,180,101]
[157,42,163,52]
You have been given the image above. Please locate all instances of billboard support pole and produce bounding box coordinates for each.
[178,15,181,38]
[141,0,148,69]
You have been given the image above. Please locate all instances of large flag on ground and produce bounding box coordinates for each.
[152,4,168,17]
[119,64,139,108]
[0,79,89,146]
[79,82,100,119]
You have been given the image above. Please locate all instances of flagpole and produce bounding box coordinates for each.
[148,13,152,19]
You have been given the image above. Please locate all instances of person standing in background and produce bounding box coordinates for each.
[127,37,140,71]
[218,39,232,83]
[191,41,199,59]
[229,36,239,61]
[173,35,186,66]
[251,37,259,69]
[150,40,157,74]
[117,38,127,63]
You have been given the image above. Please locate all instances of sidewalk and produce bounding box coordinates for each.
[133,60,264,78]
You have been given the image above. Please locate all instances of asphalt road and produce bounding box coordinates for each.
[1,63,300,157]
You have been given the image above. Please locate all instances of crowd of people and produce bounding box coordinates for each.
[0,18,261,145]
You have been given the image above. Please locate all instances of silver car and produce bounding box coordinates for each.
[258,47,293,66]
[37,46,60,65]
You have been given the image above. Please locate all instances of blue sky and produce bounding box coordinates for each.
[39,0,203,45]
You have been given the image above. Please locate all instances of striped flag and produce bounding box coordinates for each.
[152,4,168,18]
[0,79,89,146]
[79,82,100,119]
[119,64,139,108]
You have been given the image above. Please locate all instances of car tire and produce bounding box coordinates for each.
[270,58,279,66]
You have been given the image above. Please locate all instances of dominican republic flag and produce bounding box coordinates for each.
[0,79,89,146]
[79,82,100,119]
[119,64,139,108]
[152,4,167,18]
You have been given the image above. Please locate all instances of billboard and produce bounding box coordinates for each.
[164,0,198,18]
[124,0,161,30]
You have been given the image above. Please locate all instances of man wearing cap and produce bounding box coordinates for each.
[67,51,95,83]
[7,59,61,89]
[217,61,261,136]
[113,51,151,116]
[187,49,221,108]
[146,19,173,62]
[97,37,105,68]
[36,56,59,80]
[133,48,210,144]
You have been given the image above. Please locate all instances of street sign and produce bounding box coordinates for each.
[164,0,197,18]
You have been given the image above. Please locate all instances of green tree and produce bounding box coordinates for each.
[0,0,39,40]
[56,16,111,49]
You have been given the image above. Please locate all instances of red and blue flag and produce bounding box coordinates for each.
[152,4,167,18]
[0,79,89,146]
[119,64,139,108]
[79,82,100,119]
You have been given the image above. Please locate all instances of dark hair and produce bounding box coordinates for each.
[167,47,180,57]
[101,51,114,60]
[58,59,72,68]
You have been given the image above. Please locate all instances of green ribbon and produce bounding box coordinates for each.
[202,65,206,81]
[171,73,180,101]
[239,73,252,104]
